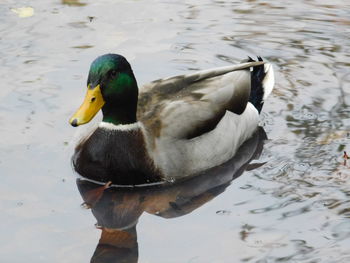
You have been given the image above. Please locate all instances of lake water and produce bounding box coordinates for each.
[1,0,350,262]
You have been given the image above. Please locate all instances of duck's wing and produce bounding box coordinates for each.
[137,61,264,141]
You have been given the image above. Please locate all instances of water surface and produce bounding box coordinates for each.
[1,0,350,262]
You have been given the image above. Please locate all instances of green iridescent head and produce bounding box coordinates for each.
[70,54,138,126]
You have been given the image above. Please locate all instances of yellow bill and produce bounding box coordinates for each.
[69,84,105,126]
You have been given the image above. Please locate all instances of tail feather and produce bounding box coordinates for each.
[248,57,274,113]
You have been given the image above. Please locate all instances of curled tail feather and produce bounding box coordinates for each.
[248,57,275,113]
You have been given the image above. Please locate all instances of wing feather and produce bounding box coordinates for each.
[137,61,263,142]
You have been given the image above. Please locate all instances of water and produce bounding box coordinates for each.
[1,0,350,262]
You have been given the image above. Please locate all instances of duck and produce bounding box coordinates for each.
[69,54,274,185]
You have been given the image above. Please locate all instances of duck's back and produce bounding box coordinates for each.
[137,60,273,139]
[137,59,274,180]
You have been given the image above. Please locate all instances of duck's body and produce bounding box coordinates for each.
[70,54,274,184]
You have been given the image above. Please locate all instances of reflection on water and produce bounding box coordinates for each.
[76,128,266,262]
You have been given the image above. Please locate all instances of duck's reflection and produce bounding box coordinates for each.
[76,127,267,263]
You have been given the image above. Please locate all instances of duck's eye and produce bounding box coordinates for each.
[90,97,96,103]
[110,70,118,78]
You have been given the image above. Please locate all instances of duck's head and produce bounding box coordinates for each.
[69,54,138,127]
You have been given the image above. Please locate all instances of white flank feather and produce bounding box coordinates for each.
[151,103,260,180]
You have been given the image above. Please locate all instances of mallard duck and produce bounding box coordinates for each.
[69,54,274,185]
